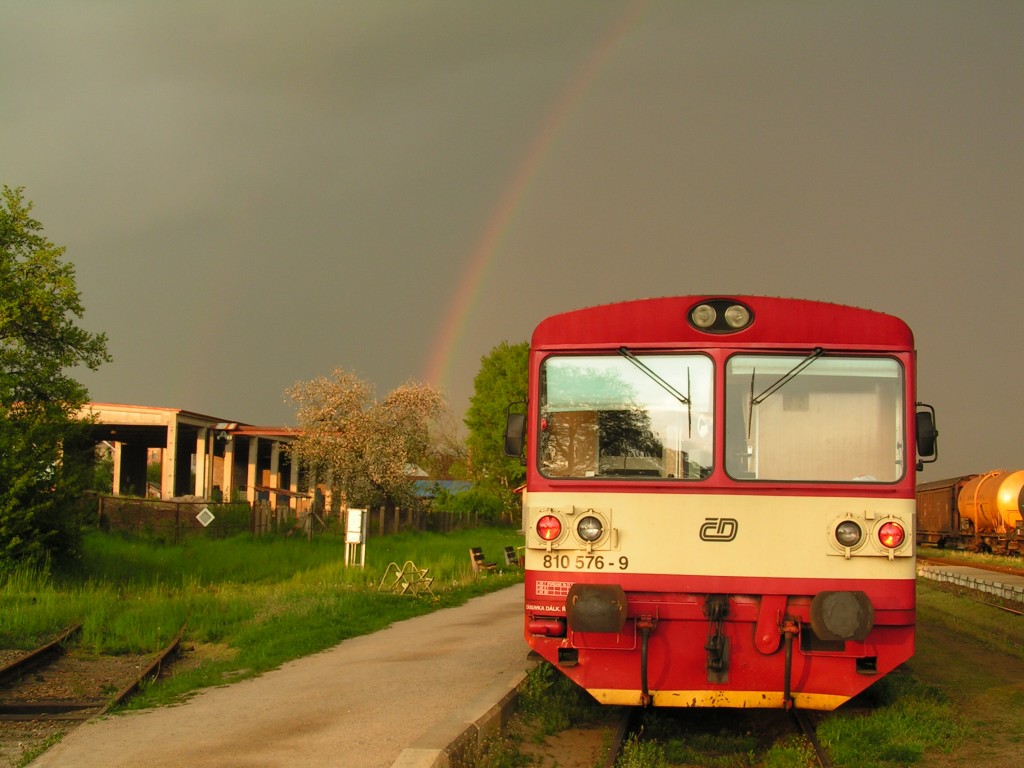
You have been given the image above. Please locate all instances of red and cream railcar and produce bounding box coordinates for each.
[506,296,938,710]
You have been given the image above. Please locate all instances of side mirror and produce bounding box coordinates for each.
[915,403,938,468]
[503,407,526,459]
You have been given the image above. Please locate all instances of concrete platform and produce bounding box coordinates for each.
[29,584,532,768]
[917,561,1024,604]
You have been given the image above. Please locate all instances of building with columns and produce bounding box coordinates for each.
[80,403,307,511]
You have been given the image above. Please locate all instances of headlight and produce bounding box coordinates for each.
[724,304,750,328]
[691,304,717,328]
[577,515,604,542]
[688,299,753,332]
[835,520,863,548]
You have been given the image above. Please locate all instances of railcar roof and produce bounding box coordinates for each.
[531,295,914,350]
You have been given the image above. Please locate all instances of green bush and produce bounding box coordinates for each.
[431,485,511,525]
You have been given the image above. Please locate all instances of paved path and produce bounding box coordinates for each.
[30,585,529,768]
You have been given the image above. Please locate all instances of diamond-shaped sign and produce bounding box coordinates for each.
[196,506,215,528]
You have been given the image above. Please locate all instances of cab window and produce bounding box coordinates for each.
[539,353,714,480]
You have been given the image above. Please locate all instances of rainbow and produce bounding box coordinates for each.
[421,1,652,399]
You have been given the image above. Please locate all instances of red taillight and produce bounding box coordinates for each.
[878,522,906,549]
[537,514,562,541]
[527,618,566,637]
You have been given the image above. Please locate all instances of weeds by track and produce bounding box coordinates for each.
[601,706,637,768]
[791,707,833,768]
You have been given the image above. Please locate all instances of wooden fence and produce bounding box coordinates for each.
[97,496,496,541]
[97,496,253,542]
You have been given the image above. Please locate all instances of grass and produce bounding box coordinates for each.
[15,733,63,767]
[454,733,528,768]
[516,659,607,738]
[917,546,1023,571]
[618,733,669,767]
[0,526,524,709]
[638,672,964,767]
[640,707,808,768]
[917,579,1024,662]
[510,657,965,767]
[816,672,967,767]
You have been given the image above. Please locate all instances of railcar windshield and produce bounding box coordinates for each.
[724,354,905,482]
[539,353,714,480]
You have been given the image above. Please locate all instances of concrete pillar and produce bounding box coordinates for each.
[289,455,300,512]
[162,419,178,500]
[269,442,281,509]
[246,437,259,504]
[112,442,123,496]
[194,427,209,498]
[205,429,215,497]
[222,436,235,501]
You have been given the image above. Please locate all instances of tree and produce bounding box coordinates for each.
[1,186,111,571]
[417,409,470,482]
[464,340,529,497]
[286,368,446,512]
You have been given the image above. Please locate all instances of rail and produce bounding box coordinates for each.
[0,623,185,721]
[792,708,834,768]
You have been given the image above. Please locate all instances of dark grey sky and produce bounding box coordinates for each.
[3,1,1021,479]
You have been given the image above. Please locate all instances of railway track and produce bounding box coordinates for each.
[791,707,833,768]
[601,707,636,768]
[918,554,1024,578]
[918,554,1024,616]
[0,624,184,722]
[521,703,835,768]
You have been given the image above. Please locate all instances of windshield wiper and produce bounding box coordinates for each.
[618,347,690,405]
[618,347,691,435]
[747,347,824,438]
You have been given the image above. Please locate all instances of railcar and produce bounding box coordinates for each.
[505,296,938,710]
[917,470,1024,554]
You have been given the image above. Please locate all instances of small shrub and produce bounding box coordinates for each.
[761,736,814,768]
[617,732,668,768]
[454,733,527,768]
[517,662,604,736]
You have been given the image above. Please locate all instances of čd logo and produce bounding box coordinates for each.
[700,517,738,542]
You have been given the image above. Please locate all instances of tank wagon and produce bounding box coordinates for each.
[917,470,1024,554]
[505,296,938,711]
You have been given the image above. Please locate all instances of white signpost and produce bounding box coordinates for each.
[345,508,367,568]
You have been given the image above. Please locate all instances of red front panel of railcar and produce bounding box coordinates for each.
[520,296,919,710]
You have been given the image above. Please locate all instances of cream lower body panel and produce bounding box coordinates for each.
[524,490,916,580]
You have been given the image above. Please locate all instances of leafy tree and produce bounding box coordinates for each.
[286,368,446,512]
[417,410,470,482]
[464,340,528,505]
[1,186,111,571]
